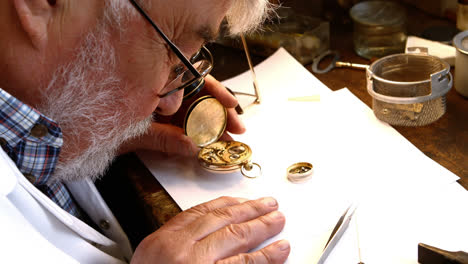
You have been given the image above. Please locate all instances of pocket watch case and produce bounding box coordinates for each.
[184,96,260,178]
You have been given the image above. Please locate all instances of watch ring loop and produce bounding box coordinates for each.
[241,162,262,178]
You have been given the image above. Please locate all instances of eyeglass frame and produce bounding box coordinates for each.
[128,0,213,99]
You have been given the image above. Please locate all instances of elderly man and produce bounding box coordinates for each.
[0,0,289,263]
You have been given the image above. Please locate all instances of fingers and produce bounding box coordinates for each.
[187,197,280,240]
[226,108,246,134]
[187,196,249,216]
[199,209,286,261]
[204,75,238,108]
[216,240,291,264]
[154,88,185,116]
[219,132,234,142]
[133,196,288,264]
[142,122,199,156]
[167,196,248,230]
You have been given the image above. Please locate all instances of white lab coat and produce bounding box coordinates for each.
[0,148,134,263]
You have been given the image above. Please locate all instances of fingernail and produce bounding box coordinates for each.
[277,240,290,251]
[262,197,277,207]
[225,87,237,100]
[270,210,284,220]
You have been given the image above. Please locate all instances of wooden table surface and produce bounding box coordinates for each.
[99,4,468,248]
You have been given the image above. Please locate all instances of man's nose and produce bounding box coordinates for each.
[154,89,184,116]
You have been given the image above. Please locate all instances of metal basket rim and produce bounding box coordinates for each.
[367,53,450,86]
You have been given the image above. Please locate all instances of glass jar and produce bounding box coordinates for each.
[453,30,468,97]
[457,0,468,31]
[350,1,407,59]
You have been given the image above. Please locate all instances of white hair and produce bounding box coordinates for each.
[225,0,276,35]
[104,0,274,35]
[39,17,152,182]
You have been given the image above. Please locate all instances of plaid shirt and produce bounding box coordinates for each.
[0,89,81,218]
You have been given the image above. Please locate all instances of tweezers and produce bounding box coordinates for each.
[317,203,357,264]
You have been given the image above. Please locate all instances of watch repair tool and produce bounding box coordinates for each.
[312,50,368,74]
[286,162,314,183]
[355,209,364,264]
[241,34,261,104]
[418,243,468,264]
[317,204,357,264]
[184,96,261,178]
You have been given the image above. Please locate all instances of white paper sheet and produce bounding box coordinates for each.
[329,182,468,264]
[137,48,466,263]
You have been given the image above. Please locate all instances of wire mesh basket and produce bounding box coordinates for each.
[366,51,452,126]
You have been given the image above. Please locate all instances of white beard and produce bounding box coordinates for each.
[38,19,151,183]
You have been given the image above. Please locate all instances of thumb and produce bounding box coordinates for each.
[140,122,199,156]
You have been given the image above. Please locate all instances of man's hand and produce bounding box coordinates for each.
[120,75,246,156]
[131,196,290,264]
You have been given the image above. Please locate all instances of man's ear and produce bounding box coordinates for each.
[13,0,55,51]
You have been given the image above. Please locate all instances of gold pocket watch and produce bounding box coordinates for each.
[184,96,261,178]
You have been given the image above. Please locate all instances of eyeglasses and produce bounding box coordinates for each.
[129,0,214,100]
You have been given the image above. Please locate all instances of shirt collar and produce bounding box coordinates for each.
[0,88,63,184]
[0,89,62,148]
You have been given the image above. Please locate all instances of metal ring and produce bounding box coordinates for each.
[312,50,340,74]
[241,162,262,178]
[453,30,468,55]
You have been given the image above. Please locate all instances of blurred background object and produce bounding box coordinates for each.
[458,0,468,30]
[453,30,468,97]
[406,36,456,65]
[421,25,460,44]
[214,0,462,66]
[217,7,330,65]
[400,0,457,19]
[350,1,407,59]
